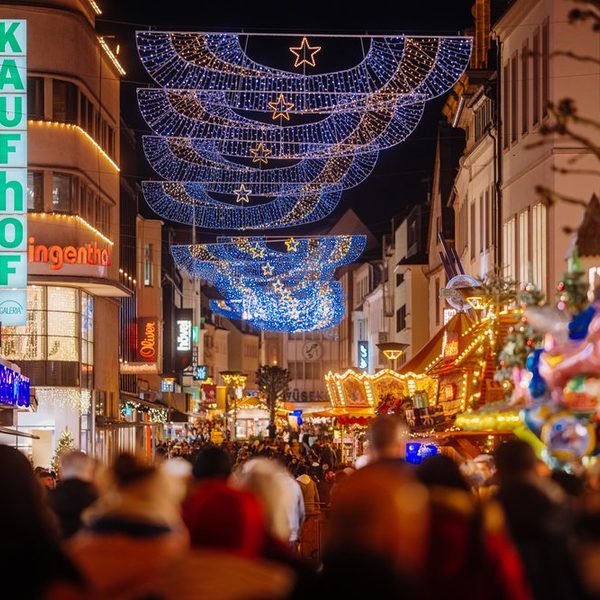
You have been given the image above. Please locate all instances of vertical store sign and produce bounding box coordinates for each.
[0,21,27,325]
[358,341,369,370]
[175,308,193,371]
[136,317,158,362]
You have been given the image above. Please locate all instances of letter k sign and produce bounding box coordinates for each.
[0,22,25,55]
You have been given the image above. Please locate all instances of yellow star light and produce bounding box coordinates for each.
[268,93,295,121]
[289,37,322,68]
[249,143,272,165]
[285,237,299,252]
[261,262,274,276]
[234,183,252,204]
[273,279,284,293]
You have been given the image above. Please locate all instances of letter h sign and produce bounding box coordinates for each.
[0,21,27,326]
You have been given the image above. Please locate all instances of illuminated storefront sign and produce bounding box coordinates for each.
[193,364,208,381]
[28,238,111,270]
[0,21,27,325]
[175,308,193,371]
[137,317,158,362]
[358,341,369,370]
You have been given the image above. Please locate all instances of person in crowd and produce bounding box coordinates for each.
[416,454,532,600]
[35,466,57,492]
[0,445,86,599]
[295,464,321,515]
[317,467,336,508]
[48,450,98,539]
[367,414,409,465]
[69,453,188,599]
[494,440,582,600]
[290,462,429,599]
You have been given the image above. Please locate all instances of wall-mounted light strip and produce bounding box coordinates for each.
[30,213,114,246]
[28,120,120,172]
[88,0,102,15]
[98,37,126,76]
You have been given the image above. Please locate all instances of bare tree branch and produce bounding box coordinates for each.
[552,50,600,65]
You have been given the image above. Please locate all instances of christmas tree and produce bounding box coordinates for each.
[495,282,545,395]
[51,429,75,473]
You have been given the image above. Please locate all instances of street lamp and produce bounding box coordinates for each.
[376,342,409,371]
[220,371,247,440]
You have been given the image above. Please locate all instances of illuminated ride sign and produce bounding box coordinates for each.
[0,20,27,325]
[137,317,158,362]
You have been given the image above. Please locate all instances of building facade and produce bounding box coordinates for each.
[0,0,125,464]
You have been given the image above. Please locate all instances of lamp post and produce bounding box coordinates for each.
[220,371,247,440]
[376,342,409,371]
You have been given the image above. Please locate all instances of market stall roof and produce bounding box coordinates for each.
[309,407,375,425]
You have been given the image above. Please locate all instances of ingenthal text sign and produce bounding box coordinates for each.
[0,21,27,325]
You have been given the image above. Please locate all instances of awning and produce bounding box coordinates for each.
[0,427,39,439]
[308,407,375,425]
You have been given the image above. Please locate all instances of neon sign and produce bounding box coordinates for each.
[0,20,27,325]
[137,317,158,362]
[28,238,111,270]
[358,341,369,370]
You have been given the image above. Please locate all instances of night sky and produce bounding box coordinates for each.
[98,0,474,240]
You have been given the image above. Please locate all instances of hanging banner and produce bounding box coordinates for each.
[0,20,27,325]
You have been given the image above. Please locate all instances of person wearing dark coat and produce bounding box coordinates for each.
[494,440,583,600]
[48,451,98,539]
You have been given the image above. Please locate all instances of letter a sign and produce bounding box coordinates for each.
[0,21,27,325]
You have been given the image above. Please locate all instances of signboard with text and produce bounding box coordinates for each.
[0,21,27,325]
[358,341,369,370]
[136,317,158,363]
[175,308,193,371]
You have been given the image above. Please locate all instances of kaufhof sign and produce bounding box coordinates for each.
[0,21,27,326]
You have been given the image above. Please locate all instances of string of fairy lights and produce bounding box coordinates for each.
[137,32,471,331]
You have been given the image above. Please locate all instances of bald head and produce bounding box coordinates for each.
[368,415,409,461]
[59,451,95,481]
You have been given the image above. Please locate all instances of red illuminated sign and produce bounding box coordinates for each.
[28,237,111,270]
[137,318,158,362]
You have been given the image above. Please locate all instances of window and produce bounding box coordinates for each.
[503,63,510,149]
[459,201,468,255]
[52,80,77,124]
[52,172,76,213]
[27,76,44,120]
[27,171,43,212]
[470,201,476,260]
[542,20,549,117]
[144,244,154,286]
[518,210,529,283]
[503,217,516,280]
[490,186,497,248]
[521,41,529,134]
[533,29,540,125]
[435,278,440,327]
[396,305,406,332]
[479,193,485,253]
[396,272,404,287]
[511,54,518,143]
[485,188,492,250]
[532,203,547,291]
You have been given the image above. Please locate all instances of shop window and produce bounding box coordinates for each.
[27,171,43,212]
[52,173,76,214]
[27,76,44,120]
[52,79,78,124]
[144,244,154,286]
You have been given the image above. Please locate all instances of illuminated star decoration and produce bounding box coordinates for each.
[272,279,284,293]
[289,36,322,68]
[234,183,252,204]
[249,142,272,165]
[285,237,300,252]
[261,262,274,276]
[268,93,295,121]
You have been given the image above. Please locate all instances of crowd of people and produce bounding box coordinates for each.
[5,415,600,599]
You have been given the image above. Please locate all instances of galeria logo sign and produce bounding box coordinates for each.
[0,21,28,325]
